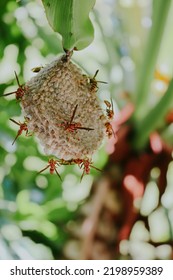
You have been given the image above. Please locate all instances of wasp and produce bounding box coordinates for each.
[39,157,101,181]
[31,66,43,73]
[89,70,107,93]
[57,104,94,134]
[104,98,114,120]
[1,71,27,101]
[38,159,62,180]
[57,157,101,180]
[105,122,115,139]
[73,158,102,181]
[9,117,31,145]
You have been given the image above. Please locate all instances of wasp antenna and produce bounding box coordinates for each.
[70,104,78,124]
[38,165,50,174]
[9,118,20,126]
[14,71,21,87]
[93,69,99,79]
[55,168,62,181]
[111,98,114,110]
[97,80,108,84]
[90,165,102,172]
[75,127,94,131]
[2,91,17,97]
[12,134,19,145]
[112,127,116,138]
[80,169,85,182]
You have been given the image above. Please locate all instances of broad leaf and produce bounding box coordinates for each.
[42,0,96,51]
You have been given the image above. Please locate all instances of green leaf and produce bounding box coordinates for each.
[133,79,173,150]
[133,0,171,121]
[41,0,96,51]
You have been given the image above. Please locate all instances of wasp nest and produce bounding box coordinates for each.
[21,53,106,160]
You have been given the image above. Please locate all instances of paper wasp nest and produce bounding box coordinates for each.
[21,54,106,160]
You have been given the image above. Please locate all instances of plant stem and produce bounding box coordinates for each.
[133,0,171,121]
[133,79,173,150]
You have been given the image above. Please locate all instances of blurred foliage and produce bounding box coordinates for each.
[1,0,173,260]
